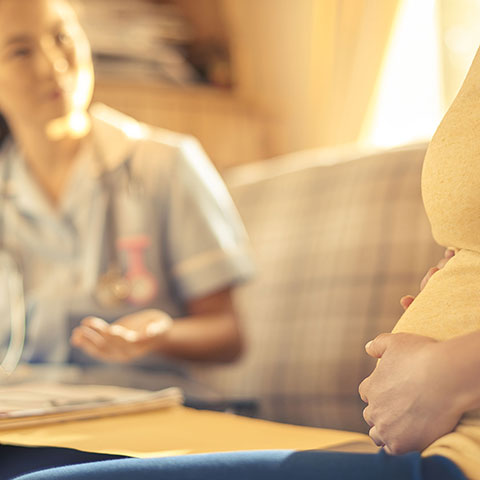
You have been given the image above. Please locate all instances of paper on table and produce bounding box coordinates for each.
[0,382,183,430]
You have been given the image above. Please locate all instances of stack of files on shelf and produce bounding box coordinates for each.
[0,382,183,430]
[71,0,200,84]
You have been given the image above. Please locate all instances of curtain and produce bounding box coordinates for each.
[221,0,401,156]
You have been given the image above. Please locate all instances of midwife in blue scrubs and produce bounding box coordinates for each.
[0,0,253,370]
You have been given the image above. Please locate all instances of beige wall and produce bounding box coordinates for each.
[92,81,266,170]
[222,0,399,156]
[93,0,399,169]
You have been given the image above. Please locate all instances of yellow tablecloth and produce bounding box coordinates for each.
[0,406,374,458]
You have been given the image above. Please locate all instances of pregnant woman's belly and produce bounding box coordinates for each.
[396,44,480,480]
[393,249,480,339]
[392,249,480,480]
[422,92,480,255]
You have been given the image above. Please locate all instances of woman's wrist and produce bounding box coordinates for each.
[435,331,480,416]
[144,309,174,354]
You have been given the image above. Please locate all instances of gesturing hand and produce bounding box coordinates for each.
[358,332,463,454]
[70,309,173,363]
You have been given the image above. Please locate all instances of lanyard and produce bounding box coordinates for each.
[0,132,158,363]
[91,136,158,307]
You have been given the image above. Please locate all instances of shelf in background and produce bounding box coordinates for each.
[93,80,266,170]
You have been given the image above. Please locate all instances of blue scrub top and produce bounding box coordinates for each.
[0,104,254,365]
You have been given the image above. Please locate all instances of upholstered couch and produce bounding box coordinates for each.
[193,143,443,434]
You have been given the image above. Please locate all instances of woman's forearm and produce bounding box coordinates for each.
[436,330,480,415]
[156,311,243,363]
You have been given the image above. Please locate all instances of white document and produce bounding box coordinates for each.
[0,382,183,430]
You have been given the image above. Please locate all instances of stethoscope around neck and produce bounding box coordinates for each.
[0,145,25,376]
[0,252,25,376]
[0,136,158,375]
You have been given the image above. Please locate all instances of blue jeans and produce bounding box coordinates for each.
[4,446,466,480]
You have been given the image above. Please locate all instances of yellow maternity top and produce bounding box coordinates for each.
[393,47,480,480]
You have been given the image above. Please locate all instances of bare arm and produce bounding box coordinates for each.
[70,288,243,364]
[155,288,243,362]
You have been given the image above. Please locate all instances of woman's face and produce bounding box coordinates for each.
[0,0,94,132]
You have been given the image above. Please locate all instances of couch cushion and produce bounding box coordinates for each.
[193,143,443,433]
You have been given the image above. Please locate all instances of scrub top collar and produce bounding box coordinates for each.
[88,103,146,176]
[0,103,142,219]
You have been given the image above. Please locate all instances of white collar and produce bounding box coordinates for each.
[0,104,147,216]
[89,103,147,175]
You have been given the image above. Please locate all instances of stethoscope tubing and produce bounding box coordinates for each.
[0,145,26,376]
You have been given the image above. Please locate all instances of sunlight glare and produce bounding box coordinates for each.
[361,0,443,147]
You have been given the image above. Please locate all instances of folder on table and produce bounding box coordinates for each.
[0,382,183,430]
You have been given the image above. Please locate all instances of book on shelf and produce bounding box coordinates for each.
[0,382,183,430]
[71,0,200,85]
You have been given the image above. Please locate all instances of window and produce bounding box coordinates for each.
[361,0,480,148]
